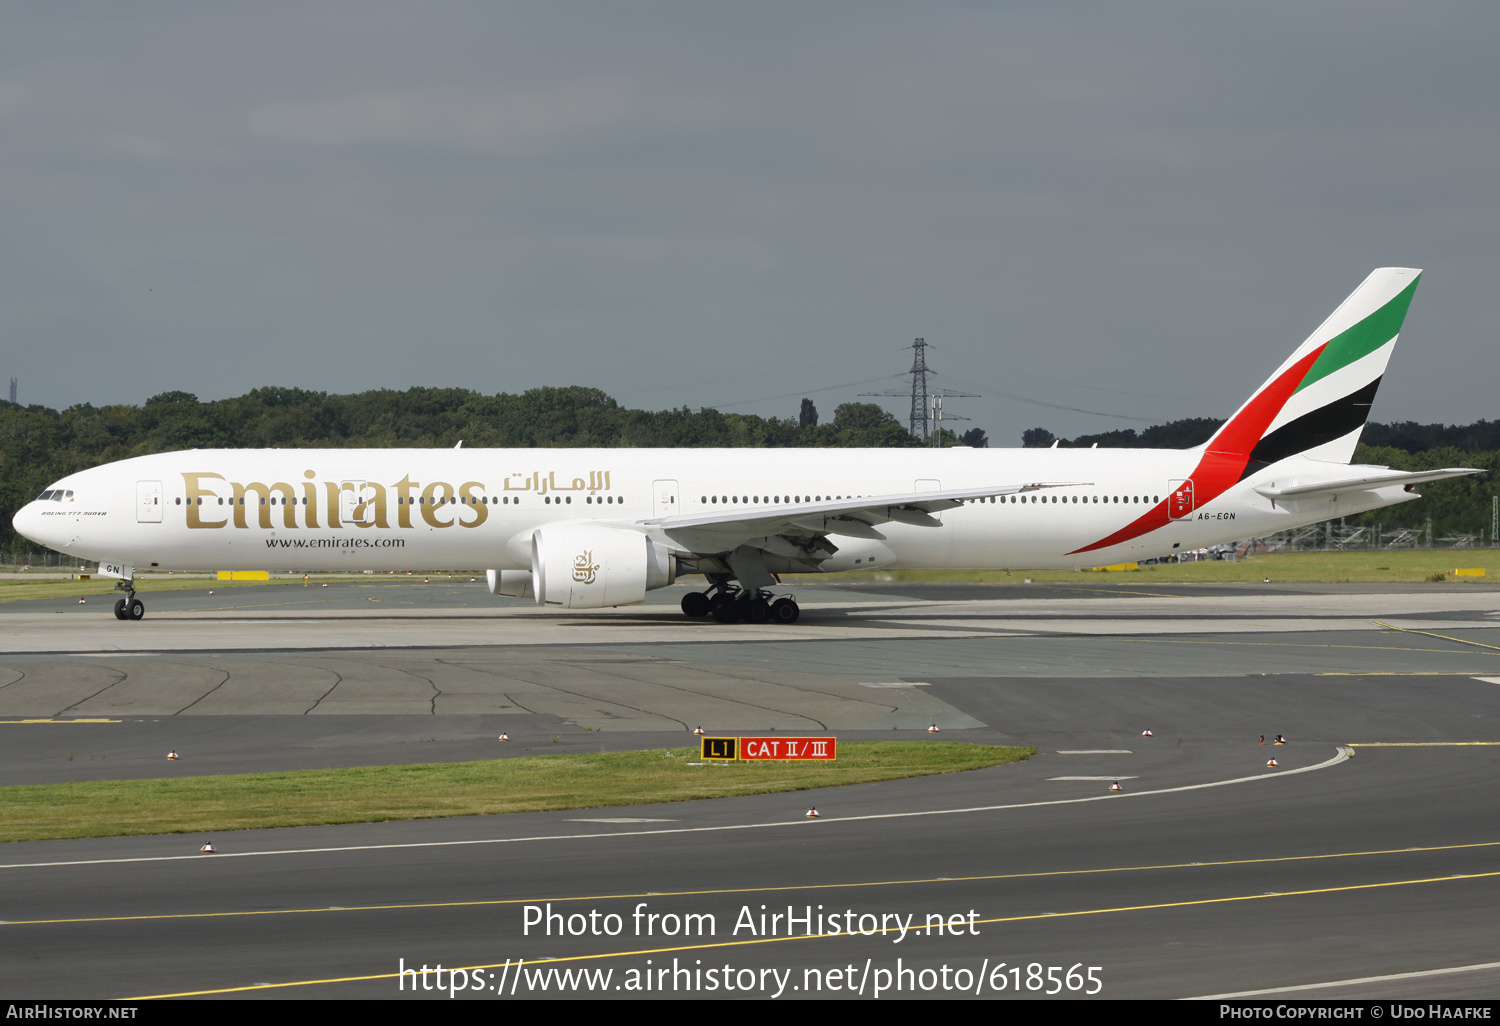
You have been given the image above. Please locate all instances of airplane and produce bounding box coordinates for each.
[12,267,1481,625]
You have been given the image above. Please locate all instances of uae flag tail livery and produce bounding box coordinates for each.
[1071,268,1476,557]
[11,267,1484,622]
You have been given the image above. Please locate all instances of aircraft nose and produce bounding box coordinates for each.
[12,502,37,539]
[12,501,68,550]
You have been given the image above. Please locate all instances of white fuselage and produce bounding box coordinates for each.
[13,446,1415,576]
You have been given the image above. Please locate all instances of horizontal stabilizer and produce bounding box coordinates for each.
[1254,466,1482,502]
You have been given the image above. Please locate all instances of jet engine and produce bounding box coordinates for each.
[531,525,675,608]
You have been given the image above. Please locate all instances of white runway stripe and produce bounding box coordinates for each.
[1191,959,1500,999]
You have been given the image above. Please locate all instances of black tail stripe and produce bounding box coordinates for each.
[1238,376,1383,480]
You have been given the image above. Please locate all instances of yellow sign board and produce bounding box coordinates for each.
[701,737,738,761]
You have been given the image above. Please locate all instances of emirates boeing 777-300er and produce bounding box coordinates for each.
[12,268,1482,624]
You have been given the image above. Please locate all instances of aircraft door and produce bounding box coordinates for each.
[1169,479,1194,520]
[136,480,163,523]
[341,481,376,526]
[652,479,679,519]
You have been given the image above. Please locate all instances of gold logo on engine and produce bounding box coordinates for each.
[572,550,599,585]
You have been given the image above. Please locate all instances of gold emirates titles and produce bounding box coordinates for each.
[178,469,613,531]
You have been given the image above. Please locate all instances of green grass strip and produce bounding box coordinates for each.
[0,742,1033,842]
[797,550,1500,585]
[0,574,419,604]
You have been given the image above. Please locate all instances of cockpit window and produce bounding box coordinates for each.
[52,491,65,502]
[37,490,54,501]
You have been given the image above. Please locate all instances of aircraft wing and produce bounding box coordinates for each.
[1254,467,1482,502]
[645,481,1088,537]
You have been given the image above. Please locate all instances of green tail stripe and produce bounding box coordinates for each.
[1294,276,1420,394]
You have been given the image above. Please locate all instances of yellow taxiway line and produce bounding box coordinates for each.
[11,839,1498,928]
[123,868,1500,999]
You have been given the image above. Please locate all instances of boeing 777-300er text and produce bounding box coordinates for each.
[13,268,1482,624]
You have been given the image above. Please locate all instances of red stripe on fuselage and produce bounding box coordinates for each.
[1068,344,1325,555]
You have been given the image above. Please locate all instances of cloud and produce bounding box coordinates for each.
[247,78,635,152]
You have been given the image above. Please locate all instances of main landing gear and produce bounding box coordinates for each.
[113,583,144,621]
[680,586,799,624]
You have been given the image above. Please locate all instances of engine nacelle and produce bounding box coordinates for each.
[486,569,535,599]
[531,524,675,608]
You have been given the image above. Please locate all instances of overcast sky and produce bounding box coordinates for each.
[3,2,1497,445]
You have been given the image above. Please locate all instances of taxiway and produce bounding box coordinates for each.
[2,579,1498,999]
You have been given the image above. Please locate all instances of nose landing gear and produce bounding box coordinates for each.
[113,583,144,621]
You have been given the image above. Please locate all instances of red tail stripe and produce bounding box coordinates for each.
[1070,502,1169,555]
[1206,343,1326,458]
[1069,344,1326,556]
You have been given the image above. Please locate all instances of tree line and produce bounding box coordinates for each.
[0,387,922,549]
[2,385,1492,550]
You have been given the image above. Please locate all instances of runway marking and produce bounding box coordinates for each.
[119,869,1500,999]
[0,719,120,724]
[1475,677,1500,685]
[1056,750,1132,754]
[1048,776,1138,781]
[1156,637,1494,655]
[20,831,1500,929]
[0,747,1353,871]
[1191,959,1500,999]
[1319,671,1500,676]
[1374,620,1500,652]
[1346,742,1500,747]
[567,818,678,824]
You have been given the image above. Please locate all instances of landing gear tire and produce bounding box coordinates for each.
[127,598,145,621]
[681,592,712,618]
[710,591,742,624]
[770,598,800,624]
[743,597,772,624]
[114,598,128,620]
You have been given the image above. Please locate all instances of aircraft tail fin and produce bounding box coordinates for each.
[1203,267,1420,475]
